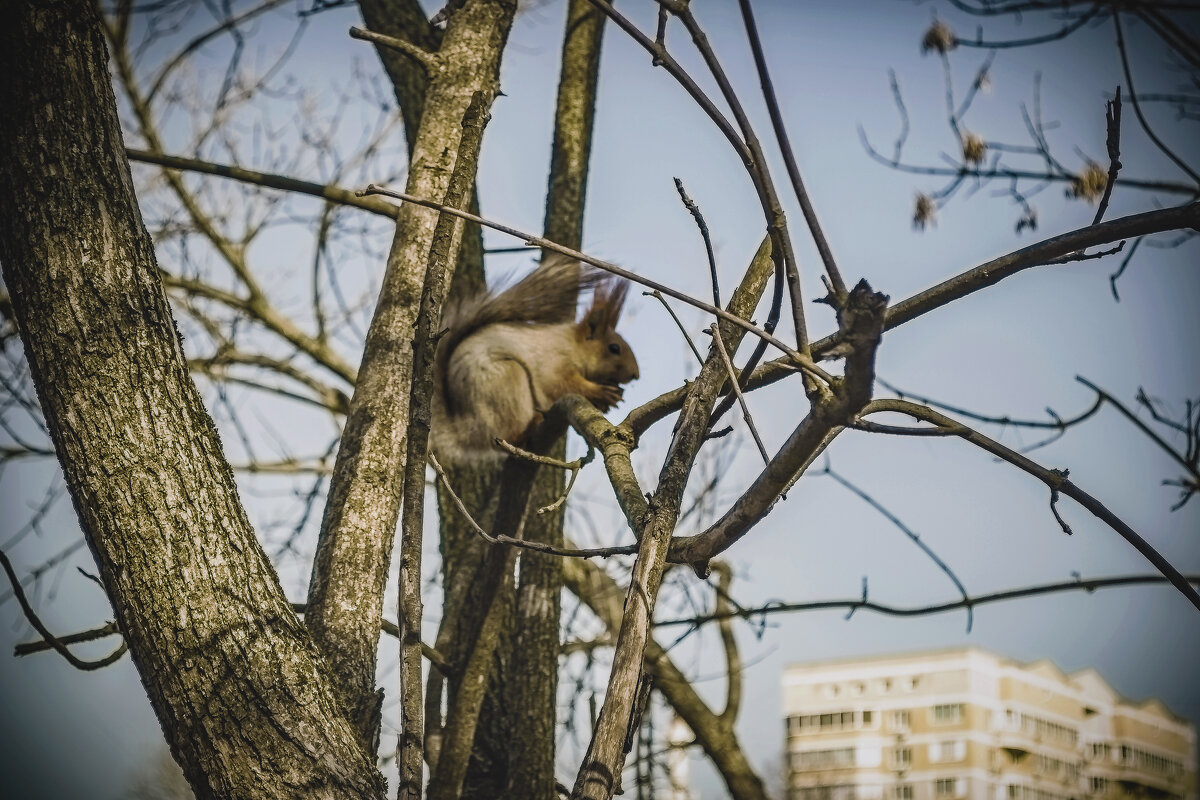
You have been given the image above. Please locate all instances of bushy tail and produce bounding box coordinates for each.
[435,252,602,412]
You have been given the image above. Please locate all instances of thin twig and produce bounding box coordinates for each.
[428,453,638,559]
[644,291,703,366]
[13,620,119,656]
[349,25,440,73]
[673,177,720,307]
[492,438,596,514]
[954,6,1101,49]
[877,377,1105,432]
[127,148,399,220]
[1114,14,1200,186]
[736,0,846,301]
[1108,235,1143,300]
[360,183,834,385]
[494,438,594,470]
[1077,376,1200,494]
[707,325,769,466]
[1092,87,1124,225]
[655,0,810,354]
[1037,242,1125,266]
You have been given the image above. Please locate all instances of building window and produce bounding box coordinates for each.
[893,748,912,769]
[1005,709,1078,747]
[792,747,857,771]
[933,703,963,724]
[1116,744,1183,778]
[1090,743,1110,762]
[790,710,869,734]
[796,786,859,800]
[1089,777,1107,795]
[1007,786,1070,800]
[935,778,960,798]
[931,740,966,763]
[891,710,911,731]
[909,676,921,691]
[896,786,913,800]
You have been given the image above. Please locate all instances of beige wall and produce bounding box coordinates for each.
[783,649,1196,800]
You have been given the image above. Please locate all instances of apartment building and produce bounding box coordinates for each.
[783,648,1195,800]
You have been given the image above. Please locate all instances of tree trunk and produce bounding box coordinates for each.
[502,1,610,796]
[304,0,517,751]
[0,2,382,798]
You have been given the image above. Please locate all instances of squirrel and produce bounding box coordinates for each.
[429,253,640,462]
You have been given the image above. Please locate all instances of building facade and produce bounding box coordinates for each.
[783,649,1195,800]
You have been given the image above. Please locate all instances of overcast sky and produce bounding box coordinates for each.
[1,2,1197,798]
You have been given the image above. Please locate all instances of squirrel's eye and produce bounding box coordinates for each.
[608,343,621,355]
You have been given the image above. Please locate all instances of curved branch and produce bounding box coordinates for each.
[0,549,128,671]
[878,201,1200,334]
[954,4,1102,49]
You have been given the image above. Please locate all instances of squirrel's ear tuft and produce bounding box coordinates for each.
[582,303,604,339]
[595,279,628,330]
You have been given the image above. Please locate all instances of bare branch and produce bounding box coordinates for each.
[644,290,704,366]
[429,452,638,560]
[673,177,721,307]
[349,26,440,73]
[736,0,846,301]
[656,574,1200,628]
[876,202,1200,334]
[127,148,400,219]
[670,281,889,573]
[708,324,769,466]
[861,399,1200,612]
[1091,87,1123,226]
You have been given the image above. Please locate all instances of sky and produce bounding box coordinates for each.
[1,1,1198,798]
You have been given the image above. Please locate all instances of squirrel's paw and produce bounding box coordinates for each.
[591,383,624,411]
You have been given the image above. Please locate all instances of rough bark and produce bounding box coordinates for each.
[502,1,610,797]
[304,0,517,749]
[0,2,382,798]
[395,91,494,798]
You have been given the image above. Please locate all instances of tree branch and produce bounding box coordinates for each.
[861,399,1200,612]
